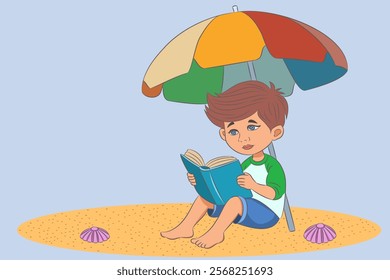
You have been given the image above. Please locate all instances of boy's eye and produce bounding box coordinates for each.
[228,129,239,136]
[247,125,260,131]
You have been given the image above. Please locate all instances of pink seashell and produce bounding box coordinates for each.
[80,226,110,243]
[304,223,336,244]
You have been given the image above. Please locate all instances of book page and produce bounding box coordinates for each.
[206,156,236,168]
[184,149,205,166]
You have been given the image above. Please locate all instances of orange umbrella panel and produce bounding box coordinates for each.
[194,12,266,68]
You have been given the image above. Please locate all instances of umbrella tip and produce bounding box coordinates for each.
[232,5,239,12]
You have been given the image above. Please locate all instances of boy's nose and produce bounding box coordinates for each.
[239,133,250,142]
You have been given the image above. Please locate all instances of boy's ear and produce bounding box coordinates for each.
[271,125,284,140]
[219,128,226,141]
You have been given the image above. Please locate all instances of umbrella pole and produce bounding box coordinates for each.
[238,14,296,230]
[267,143,296,232]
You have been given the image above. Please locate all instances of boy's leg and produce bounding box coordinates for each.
[191,197,243,249]
[161,196,213,239]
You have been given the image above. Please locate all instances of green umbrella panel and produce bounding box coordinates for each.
[162,48,296,104]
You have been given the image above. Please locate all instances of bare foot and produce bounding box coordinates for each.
[160,226,194,240]
[191,231,224,249]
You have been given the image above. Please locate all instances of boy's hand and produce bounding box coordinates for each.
[237,173,256,190]
[187,173,196,186]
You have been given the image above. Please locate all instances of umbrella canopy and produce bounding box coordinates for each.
[142,10,348,104]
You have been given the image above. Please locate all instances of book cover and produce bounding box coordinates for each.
[180,154,253,205]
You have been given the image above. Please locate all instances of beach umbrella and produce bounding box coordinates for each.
[141,7,348,232]
[142,6,348,104]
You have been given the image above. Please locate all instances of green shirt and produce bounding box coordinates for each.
[241,154,286,217]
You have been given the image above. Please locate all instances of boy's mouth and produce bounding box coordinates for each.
[242,144,254,150]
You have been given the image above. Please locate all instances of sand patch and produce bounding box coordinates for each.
[18,203,380,257]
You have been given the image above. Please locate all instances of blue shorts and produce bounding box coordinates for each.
[207,197,279,229]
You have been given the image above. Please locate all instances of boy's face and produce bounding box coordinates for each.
[219,112,284,156]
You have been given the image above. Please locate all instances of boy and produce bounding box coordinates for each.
[161,81,288,249]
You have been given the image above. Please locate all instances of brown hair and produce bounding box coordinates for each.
[205,81,288,129]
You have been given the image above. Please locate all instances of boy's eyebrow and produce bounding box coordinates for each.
[248,120,258,124]
[227,122,235,128]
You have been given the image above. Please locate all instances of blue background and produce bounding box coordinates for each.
[1,0,389,259]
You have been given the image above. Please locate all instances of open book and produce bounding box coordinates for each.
[180,149,252,205]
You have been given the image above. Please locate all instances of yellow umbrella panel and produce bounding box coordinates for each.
[143,18,214,90]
